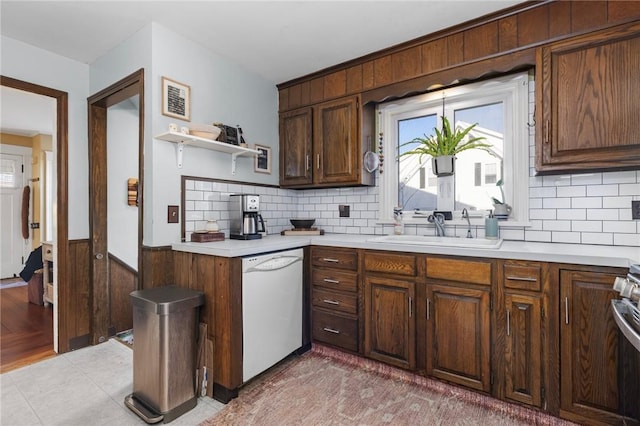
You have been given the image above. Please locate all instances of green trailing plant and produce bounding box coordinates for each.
[399,116,492,163]
[491,179,505,205]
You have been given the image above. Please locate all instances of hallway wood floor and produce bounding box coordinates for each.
[1,285,55,373]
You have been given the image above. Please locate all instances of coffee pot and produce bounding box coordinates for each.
[229,194,265,240]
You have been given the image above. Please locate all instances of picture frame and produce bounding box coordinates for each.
[254,144,271,174]
[161,77,191,121]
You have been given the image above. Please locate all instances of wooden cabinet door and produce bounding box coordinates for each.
[536,22,640,173]
[313,96,359,185]
[426,283,491,392]
[364,276,415,369]
[560,270,623,424]
[279,107,312,186]
[504,292,542,407]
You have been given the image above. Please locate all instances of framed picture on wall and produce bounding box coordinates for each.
[254,144,271,174]
[161,77,191,121]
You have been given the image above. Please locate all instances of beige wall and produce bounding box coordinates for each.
[0,132,32,147]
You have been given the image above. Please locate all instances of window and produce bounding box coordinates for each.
[377,72,530,222]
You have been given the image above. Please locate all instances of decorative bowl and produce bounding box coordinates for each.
[290,218,315,229]
[189,124,222,140]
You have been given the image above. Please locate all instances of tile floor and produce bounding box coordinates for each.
[1,339,225,425]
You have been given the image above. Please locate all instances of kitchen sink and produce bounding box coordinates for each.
[367,234,503,249]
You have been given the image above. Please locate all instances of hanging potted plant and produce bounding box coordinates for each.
[399,116,491,176]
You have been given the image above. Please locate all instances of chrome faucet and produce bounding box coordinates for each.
[461,208,472,238]
[428,213,446,237]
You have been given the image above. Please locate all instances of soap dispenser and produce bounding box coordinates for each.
[485,210,499,240]
[393,206,404,235]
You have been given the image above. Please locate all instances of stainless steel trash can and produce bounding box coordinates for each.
[125,285,204,424]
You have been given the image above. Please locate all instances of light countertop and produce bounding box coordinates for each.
[172,234,639,268]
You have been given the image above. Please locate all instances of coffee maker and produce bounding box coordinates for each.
[229,194,265,240]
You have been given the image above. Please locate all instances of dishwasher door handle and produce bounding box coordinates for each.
[246,256,302,272]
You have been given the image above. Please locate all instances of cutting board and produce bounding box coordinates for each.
[281,228,324,236]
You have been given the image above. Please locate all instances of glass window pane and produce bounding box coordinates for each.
[453,103,503,211]
[398,114,437,211]
[0,157,19,188]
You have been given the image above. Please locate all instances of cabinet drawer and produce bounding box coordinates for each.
[503,262,541,292]
[364,252,416,276]
[312,269,358,292]
[312,288,357,314]
[42,243,53,262]
[312,309,358,352]
[311,247,357,270]
[426,257,492,286]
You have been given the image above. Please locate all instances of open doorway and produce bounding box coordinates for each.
[0,83,59,371]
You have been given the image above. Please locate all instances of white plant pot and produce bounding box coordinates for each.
[432,155,456,176]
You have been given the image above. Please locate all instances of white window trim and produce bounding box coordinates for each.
[376,72,530,225]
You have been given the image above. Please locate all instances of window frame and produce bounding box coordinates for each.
[377,72,530,224]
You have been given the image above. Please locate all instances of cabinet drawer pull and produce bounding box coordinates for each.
[306,154,310,171]
[426,298,431,320]
[322,258,339,263]
[323,327,340,334]
[317,154,320,170]
[409,296,413,318]
[323,278,340,284]
[506,310,511,336]
[505,276,537,282]
[322,299,340,305]
[564,297,569,325]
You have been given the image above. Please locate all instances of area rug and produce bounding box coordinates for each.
[0,278,27,290]
[200,344,575,426]
[114,329,133,348]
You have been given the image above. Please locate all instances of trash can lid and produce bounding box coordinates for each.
[130,285,204,314]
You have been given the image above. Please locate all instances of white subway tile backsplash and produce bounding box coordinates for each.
[603,171,637,184]
[557,209,586,220]
[571,173,602,185]
[543,198,571,209]
[602,196,632,209]
[572,197,602,209]
[530,186,556,198]
[586,184,619,197]
[556,186,586,198]
[582,232,613,245]
[543,175,571,187]
[619,183,640,196]
[552,232,581,244]
[572,221,602,233]
[543,220,571,231]
[586,208,618,221]
[525,230,552,242]
[530,209,556,220]
[614,233,640,246]
[603,221,637,233]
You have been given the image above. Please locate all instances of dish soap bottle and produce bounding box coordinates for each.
[393,207,404,235]
[485,210,498,240]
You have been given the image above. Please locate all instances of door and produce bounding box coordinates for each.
[88,69,144,344]
[314,96,359,185]
[279,107,312,186]
[364,276,415,369]
[560,270,623,424]
[426,283,491,392]
[504,292,542,407]
[0,151,30,278]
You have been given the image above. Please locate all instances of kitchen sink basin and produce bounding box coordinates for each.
[367,235,503,249]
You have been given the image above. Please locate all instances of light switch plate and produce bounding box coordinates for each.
[168,205,179,223]
[632,200,640,220]
[339,205,350,218]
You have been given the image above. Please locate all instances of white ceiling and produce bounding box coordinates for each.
[0,0,523,136]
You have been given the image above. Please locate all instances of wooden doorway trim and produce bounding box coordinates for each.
[0,76,70,353]
[87,69,144,344]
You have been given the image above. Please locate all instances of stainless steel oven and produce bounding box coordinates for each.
[611,264,640,421]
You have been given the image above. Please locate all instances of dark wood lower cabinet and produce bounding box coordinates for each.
[426,283,491,392]
[559,269,635,425]
[504,292,542,407]
[364,276,415,370]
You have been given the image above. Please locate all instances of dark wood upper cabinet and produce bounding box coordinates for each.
[536,22,640,174]
[279,107,313,186]
[280,95,374,188]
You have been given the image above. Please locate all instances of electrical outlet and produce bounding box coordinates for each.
[632,200,640,220]
[339,205,350,218]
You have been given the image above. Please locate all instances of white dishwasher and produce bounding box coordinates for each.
[242,248,303,383]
